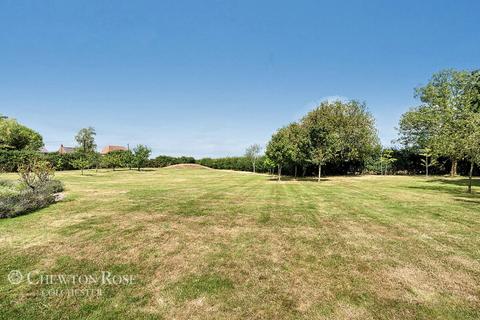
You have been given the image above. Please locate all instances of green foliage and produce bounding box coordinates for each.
[244,144,262,173]
[0,117,43,151]
[75,127,97,153]
[70,154,92,175]
[0,150,41,172]
[197,156,268,172]
[132,144,152,171]
[18,159,55,190]
[398,105,437,150]
[379,149,397,175]
[148,155,196,168]
[0,180,64,218]
[101,150,127,170]
[266,100,379,179]
[266,126,295,179]
[399,69,480,180]
[302,100,379,165]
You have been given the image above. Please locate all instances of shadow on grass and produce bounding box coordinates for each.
[429,177,480,187]
[406,177,480,200]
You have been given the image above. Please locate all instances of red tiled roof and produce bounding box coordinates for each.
[101,145,127,154]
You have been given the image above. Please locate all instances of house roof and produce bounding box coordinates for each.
[59,144,75,154]
[101,145,127,154]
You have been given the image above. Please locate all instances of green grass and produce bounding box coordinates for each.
[1,168,479,319]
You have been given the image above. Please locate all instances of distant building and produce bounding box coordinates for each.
[59,144,75,154]
[101,145,127,154]
[38,147,49,153]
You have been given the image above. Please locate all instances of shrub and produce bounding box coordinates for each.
[0,180,63,218]
[148,155,196,168]
[18,159,55,189]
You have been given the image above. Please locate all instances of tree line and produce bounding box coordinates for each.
[0,121,152,174]
[260,69,480,191]
[1,68,479,190]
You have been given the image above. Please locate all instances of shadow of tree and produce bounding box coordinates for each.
[406,177,480,200]
[429,178,480,188]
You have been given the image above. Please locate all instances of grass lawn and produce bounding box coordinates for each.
[1,168,479,319]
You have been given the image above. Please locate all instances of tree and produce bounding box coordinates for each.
[88,152,102,172]
[419,148,437,177]
[285,123,310,178]
[102,150,124,171]
[263,157,276,175]
[301,100,379,181]
[70,156,91,175]
[132,145,151,171]
[266,126,295,181]
[379,149,397,175]
[462,71,480,193]
[398,105,437,150]
[18,159,54,190]
[414,69,471,176]
[75,127,97,153]
[245,144,261,173]
[123,150,134,170]
[0,117,43,151]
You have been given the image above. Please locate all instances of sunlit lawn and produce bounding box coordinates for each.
[1,168,479,319]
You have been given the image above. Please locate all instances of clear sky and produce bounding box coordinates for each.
[1,1,479,158]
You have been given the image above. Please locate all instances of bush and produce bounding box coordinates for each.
[148,155,196,168]
[0,179,64,218]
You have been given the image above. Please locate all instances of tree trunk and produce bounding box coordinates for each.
[425,155,429,177]
[253,161,256,173]
[278,165,282,181]
[294,165,297,179]
[468,161,474,193]
[318,164,322,182]
[450,159,458,177]
[302,166,306,177]
[138,167,141,171]
[81,168,84,175]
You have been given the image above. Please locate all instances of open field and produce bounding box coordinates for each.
[1,168,479,319]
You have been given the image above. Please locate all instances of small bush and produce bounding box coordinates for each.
[42,180,64,194]
[0,180,63,218]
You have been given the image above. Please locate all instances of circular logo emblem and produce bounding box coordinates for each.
[8,270,23,284]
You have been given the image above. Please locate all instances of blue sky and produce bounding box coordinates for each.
[1,0,479,157]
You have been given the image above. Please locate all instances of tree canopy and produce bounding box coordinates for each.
[0,117,43,151]
[266,100,379,181]
[398,69,480,178]
[75,127,97,153]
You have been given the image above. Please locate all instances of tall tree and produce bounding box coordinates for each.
[245,144,261,173]
[102,150,124,171]
[462,70,480,192]
[285,123,310,178]
[379,149,397,175]
[0,117,43,150]
[419,148,437,177]
[414,69,471,176]
[301,100,379,181]
[75,127,97,153]
[266,126,295,181]
[70,156,91,175]
[133,145,152,171]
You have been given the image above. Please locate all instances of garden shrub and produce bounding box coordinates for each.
[0,180,64,218]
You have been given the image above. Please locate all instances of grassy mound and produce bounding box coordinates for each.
[164,163,211,169]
